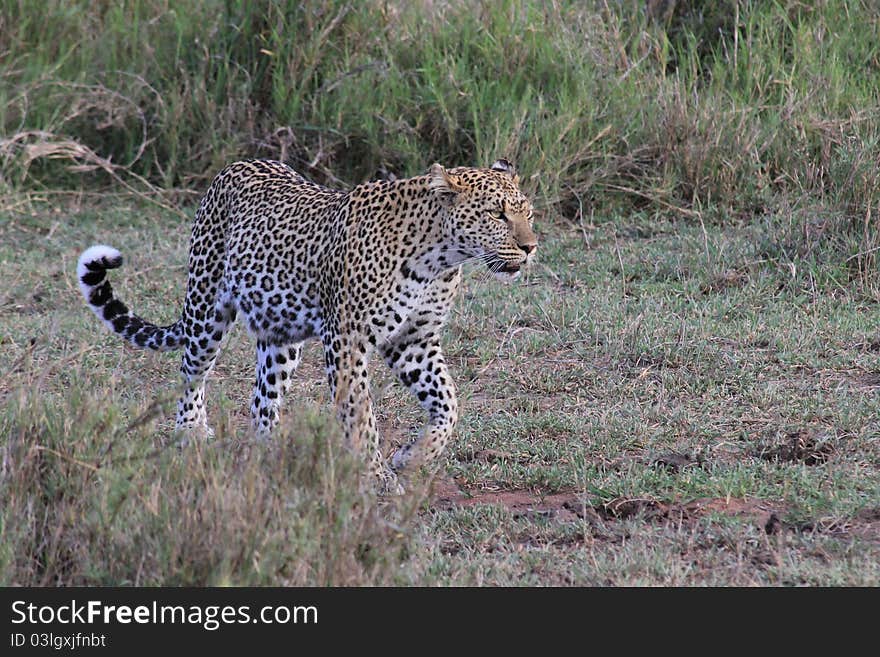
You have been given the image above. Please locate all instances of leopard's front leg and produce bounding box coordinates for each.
[380,268,461,472]
[381,332,459,471]
[322,330,402,494]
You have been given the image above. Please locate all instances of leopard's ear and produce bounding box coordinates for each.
[429,163,467,198]
[490,158,516,176]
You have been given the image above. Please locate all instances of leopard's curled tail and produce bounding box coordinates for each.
[77,245,185,351]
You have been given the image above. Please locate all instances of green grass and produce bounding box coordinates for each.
[2,3,879,258]
[1,199,877,586]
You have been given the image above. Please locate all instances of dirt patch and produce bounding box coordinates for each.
[652,451,702,472]
[756,429,834,466]
[683,498,783,533]
[700,269,749,295]
[858,339,880,353]
[457,448,533,465]
[431,476,594,522]
[598,496,665,519]
[795,507,880,544]
[430,478,880,546]
[848,371,880,389]
[596,495,785,534]
[431,477,781,531]
[622,352,678,371]
[851,508,880,543]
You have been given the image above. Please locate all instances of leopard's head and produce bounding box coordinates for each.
[429,159,537,282]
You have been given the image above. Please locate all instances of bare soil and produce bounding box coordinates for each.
[429,475,880,545]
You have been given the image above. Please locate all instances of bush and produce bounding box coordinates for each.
[1,0,877,289]
[0,358,419,585]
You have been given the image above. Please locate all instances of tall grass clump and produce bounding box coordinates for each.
[1,0,878,289]
[0,356,418,586]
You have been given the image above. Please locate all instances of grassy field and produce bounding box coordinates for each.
[1,0,879,585]
[1,199,877,585]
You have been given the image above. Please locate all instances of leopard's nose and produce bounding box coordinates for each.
[519,243,537,255]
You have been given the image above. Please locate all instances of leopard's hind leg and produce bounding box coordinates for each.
[175,297,237,439]
[251,340,304,439]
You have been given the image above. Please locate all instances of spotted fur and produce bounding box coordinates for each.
[78,159,537,493]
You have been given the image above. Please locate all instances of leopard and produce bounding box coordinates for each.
[77,158,537,493]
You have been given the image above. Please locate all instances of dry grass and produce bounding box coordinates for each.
[1,369,428,585]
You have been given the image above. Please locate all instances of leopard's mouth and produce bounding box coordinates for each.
[485,256,521,275]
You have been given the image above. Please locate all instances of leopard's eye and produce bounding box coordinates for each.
[492,210,508,223]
